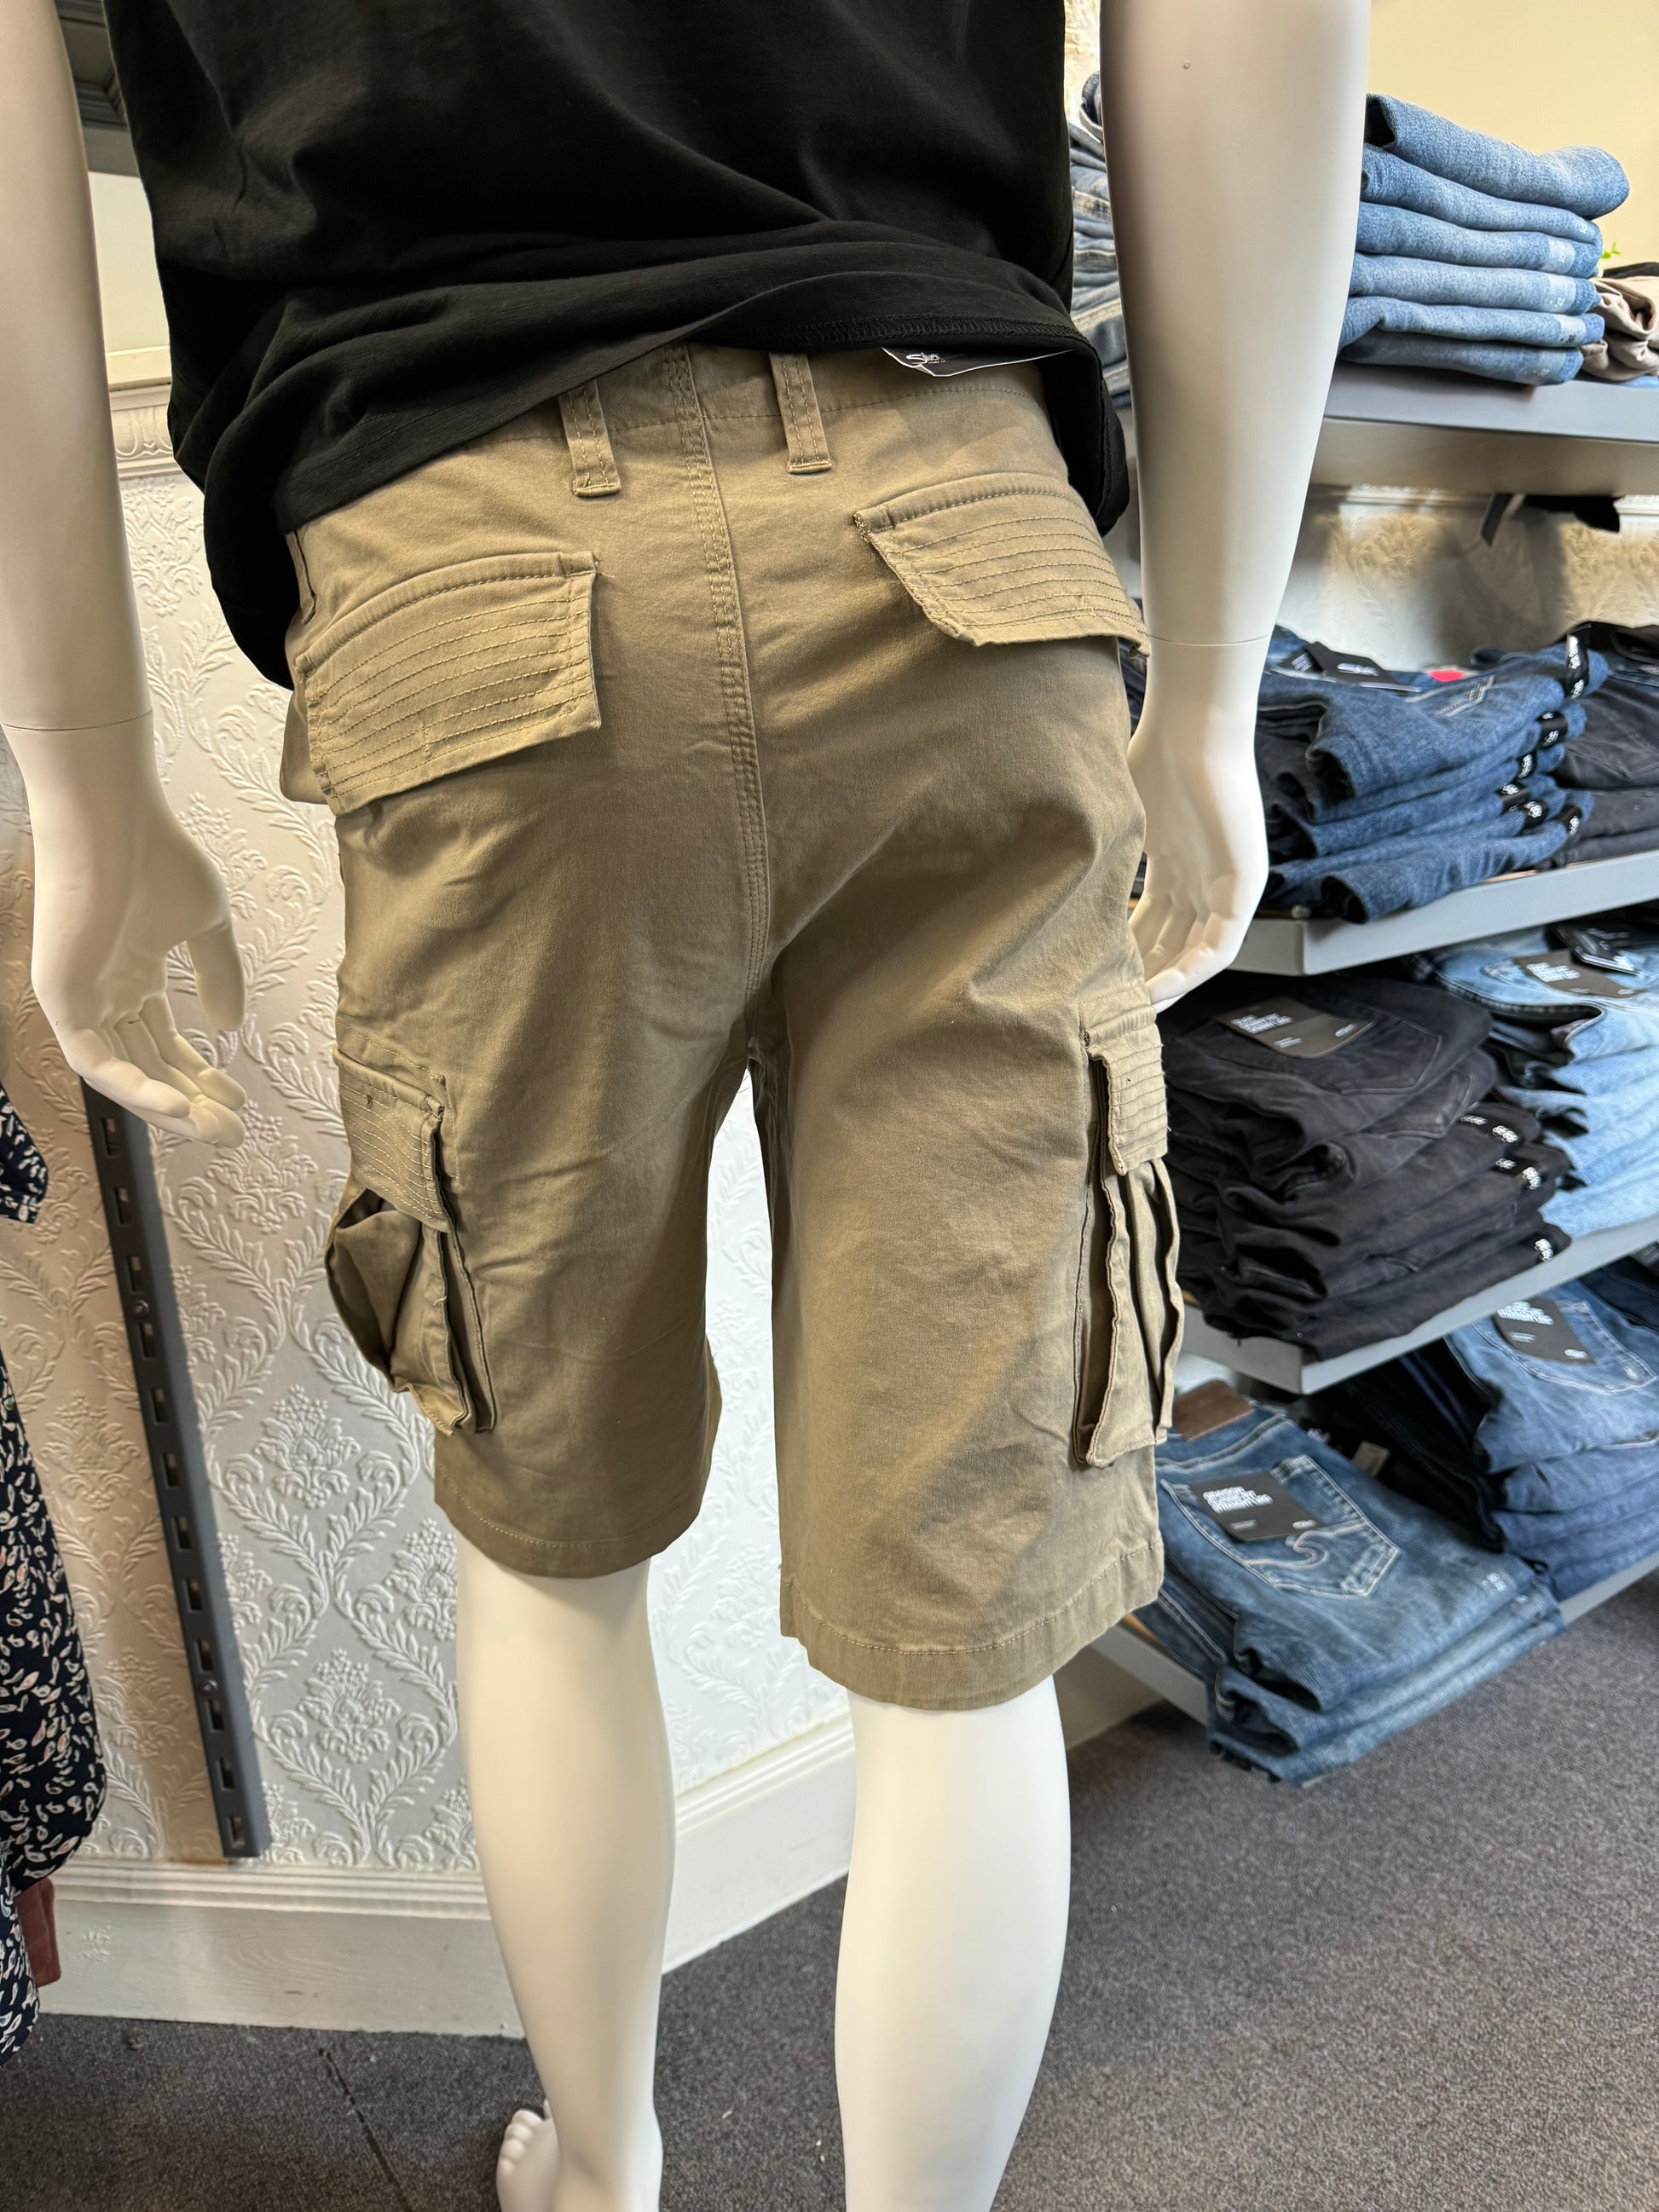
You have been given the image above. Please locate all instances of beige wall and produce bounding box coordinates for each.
[1369,0,1659,258]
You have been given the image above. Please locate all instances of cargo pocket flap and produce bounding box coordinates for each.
[1084,1002,1168,1174]
[294,551,601,813]
[853,471,1147,649]
[333,1053,450,1229]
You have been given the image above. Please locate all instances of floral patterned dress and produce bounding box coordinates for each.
[0,1082,105,2063]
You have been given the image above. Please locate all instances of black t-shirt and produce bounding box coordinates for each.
[103,2,1126,686]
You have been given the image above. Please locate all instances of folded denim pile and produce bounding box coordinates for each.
[1069,74,1128,398]
[1159,970,1569,1357]
[1316,1260,1659,1602]
[1584,264,1659,384]
[1343,95,1628,386]
[1425,914,1659,1238]
[1254,628,1599,920]
[1136,1391,1562,1782]
[1556,625,1659,860]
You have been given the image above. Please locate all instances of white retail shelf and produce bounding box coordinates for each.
[1094,1545,1659,1722]
[1179,1210,1659,1395]
[1092,1618,1208,1724]
[1119,366,1659,497]
[1312,364,1659,496]
[1237,848,1659,976]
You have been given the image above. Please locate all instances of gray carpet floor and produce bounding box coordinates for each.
[6,1575,1656,2212]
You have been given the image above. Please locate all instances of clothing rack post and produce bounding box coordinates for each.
[81,1084,269,1858]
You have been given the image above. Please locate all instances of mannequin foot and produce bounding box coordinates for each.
[497,2105,559,2212]
[495,2104,663,2212]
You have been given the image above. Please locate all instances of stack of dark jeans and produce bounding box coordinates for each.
[1558,625,1659,863]
[1316,1261,1659,1601]
[1427,916,1659,1236]
[1161,970,1570,1357]
[1256,632,1600,920]
[1342,95,1627,385]
[1137,1396,1561,1782]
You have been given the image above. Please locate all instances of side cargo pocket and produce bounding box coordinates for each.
[1073,1002,1183,1466]
[326,1052,494,1435]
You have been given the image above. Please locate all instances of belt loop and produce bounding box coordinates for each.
[768,352,832,475]
[558,380,621,496]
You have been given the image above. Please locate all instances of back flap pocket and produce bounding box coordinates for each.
[853,471,1147,649]
[327,1054,493,1435]
[293,551,600,813]
[1075,1002,1183,1465]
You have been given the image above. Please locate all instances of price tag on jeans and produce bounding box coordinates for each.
[1493,1297,1596,1364]
[1192,1471,1328,1542]
[1220,996,1373,1058]
[1517,956,1646,1000]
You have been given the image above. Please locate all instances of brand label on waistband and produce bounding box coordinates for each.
[1171,1381,1255,1441]
[1494,1297,1594,1364]
[882,347,1065,378]
[1517,956,1646,1000]
[1220,997,1374,1058]
[1192,1470,1328,1543]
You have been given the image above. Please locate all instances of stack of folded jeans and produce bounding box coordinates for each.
[1255,630,1599,920]
[1343,95,1627,385]
[1136,1394,1562,1782]
[1316,1263,1659,1601]
[1069,73,1128,397]
[1557,625,1659,861]
[1426,918,1659,1237]
[1161,970,1569,1356]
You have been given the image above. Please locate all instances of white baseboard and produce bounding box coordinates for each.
[42,1651,1159,2036]
[43,1714,858,2036]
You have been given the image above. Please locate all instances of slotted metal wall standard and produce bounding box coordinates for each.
[82,1085,269,1858]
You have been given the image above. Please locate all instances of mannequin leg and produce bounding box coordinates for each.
[835,1678,1072,2212]
[455,1537,673,2212]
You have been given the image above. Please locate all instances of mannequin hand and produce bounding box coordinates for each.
[1125,642,1270,1008]
[8,716,248,1143]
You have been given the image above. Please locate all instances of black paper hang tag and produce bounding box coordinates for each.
[1303,639,1412,688]
[1517,956,1645,1000]
[1549,921,1639,974]
[1220,996,1374,1058]
[1493,1297,1596,1365]
[1192,1470,1329,1543]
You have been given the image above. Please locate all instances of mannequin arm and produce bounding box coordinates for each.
[1099,0,1369,1002]
[0,0,245,1141]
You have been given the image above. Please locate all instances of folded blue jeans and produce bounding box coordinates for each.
[1341,295,1603,349]
[1147,1572,1562,1782]
[1431,927,1659,1063]
[1265,804,1586,920]
[1355,200,1599,278]
[1546,1152,1659,1238]
[1365,95,1628,222]
[1339,333,1587,385]
[1257,643,1602,803]
[1147,1406,1549,1708]
[1360,144,1604,246]
[1350,255,1601,318]
[1266,761,1571,862]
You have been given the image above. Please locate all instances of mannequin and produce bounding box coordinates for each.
[0,3,1368,2208]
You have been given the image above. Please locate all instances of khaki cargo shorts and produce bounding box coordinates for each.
[282,342,1179,1709]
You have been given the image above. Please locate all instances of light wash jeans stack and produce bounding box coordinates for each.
[1342,96,1628,385]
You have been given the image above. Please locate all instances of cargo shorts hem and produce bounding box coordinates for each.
[777,1533,1165,1712]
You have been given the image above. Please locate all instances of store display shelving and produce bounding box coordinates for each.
[1238,848,1659,977]
[1104,369,1659,1750]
